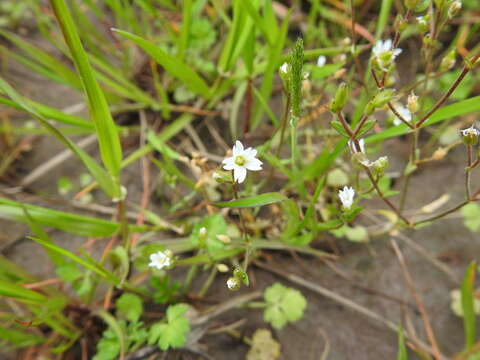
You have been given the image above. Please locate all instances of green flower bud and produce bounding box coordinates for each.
[365,89,395,115]
[233,266,250,286]
[330,82,349,113]
[372,156,390,177]
[440,50,456,72]
[213,170,233,184]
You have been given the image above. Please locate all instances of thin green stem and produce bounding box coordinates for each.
[400,129,419,211]
[466,145,473,200]
[414,200,469,226]
[198,266,218,297]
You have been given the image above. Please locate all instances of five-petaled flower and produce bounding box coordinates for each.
[149,250,172,270]
[372,39,402,72]
[338,186,355,209]
[222,140,263,183]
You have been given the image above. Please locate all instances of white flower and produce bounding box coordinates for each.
[338,186,355,209]
[148,250,172,270]
[393,105,412,126]
[199,227,207,237]
[372,39,402,71]
[222,140,263,183]
[348,138,365,154]
[461,126,479,137]
[317,55,327,67]
[280,62,289,74]
[227,277,240,291]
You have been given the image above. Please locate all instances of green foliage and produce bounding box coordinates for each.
[215,192,287,208]
[263,283,307,329]
[461,203,480,232]
[461,261,477,351]
[148,304,190,351]
[150,276,181,304]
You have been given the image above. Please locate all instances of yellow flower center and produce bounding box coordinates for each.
[235,155,246,166]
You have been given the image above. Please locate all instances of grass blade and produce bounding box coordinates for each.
[461,260,477,351]
[215,192,287,208]
[0,198,147,237]
[0,77,118,198]
[28,237,118,283]
[50,0,123,178]
[112,28,211,98]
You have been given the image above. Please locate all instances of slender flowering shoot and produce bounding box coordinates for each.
[222,140,263,183]
[149,250,173,270]
[338,186,355,209]
[372,39,402,72]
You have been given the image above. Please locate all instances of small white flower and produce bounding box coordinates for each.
[199,227,207,237]
[280,62,289,74]
[348,138,365,154]
[317,55,327,67]
[222,140,263,184]
[148,250,172,270]
[226,277,240,291]
[338,186,355,209]
[372,39,402,72]
[416,16,427,26]
[393,105,412,126]
[461,126,479,137]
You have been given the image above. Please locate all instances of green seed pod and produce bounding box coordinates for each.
[331,82,349,113]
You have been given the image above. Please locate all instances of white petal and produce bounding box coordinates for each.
[245,158,263,171]
[384,39,392,51]
[234,166,247,183]
[222,157,235,170]
[233,140,244,156]
[393,48,402,57]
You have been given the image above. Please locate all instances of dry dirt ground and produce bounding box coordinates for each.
[1,36,480,360]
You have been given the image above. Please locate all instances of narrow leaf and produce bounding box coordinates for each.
[215,192,287,208]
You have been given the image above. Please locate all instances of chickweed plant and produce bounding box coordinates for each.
[0,0,480,358]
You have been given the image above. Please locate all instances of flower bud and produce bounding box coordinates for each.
[198,227,207,249]
[226,277,241,291]
[461,126,479,146]
[365,89,395,115]
[407,92,419,113]
[233,266,249,286]
[372,156,390,177]
[448,0,462,18]
[330,83,349,113]
[213,170,233,184]
[216,234,231,244]
[440,50,456,72]
[216,264,229,273]
[416,16,429,33]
